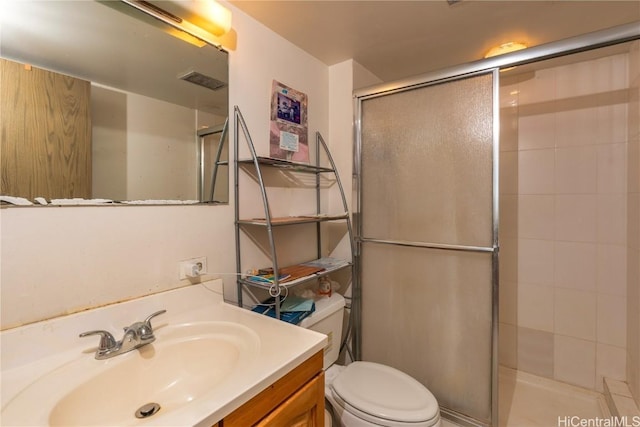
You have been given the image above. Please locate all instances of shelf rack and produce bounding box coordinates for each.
[233,106,355,319]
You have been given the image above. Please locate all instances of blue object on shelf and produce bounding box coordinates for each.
[252,297,315,324]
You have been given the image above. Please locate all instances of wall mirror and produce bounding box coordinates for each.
[0,0,229,205]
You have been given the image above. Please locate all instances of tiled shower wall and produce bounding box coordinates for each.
[627,40,640,407]
[499,50,631,392]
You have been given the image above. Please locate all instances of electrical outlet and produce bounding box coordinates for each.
[179,257,208,279]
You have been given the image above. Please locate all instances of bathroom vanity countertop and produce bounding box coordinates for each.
[0,279,327,426]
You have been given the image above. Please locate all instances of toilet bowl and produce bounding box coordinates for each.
[300,293,441,427]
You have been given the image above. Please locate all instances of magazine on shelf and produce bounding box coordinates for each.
[301,257,350,270]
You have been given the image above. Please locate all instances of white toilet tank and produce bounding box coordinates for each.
[299,293,345,369]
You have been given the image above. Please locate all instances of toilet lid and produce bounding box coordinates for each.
[331,362,439,424]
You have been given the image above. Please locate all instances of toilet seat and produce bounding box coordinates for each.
[330,362,440,426]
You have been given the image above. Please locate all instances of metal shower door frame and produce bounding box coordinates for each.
[351,22,640,427]
[353,68,500,427]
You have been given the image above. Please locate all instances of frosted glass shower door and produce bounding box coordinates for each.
[356,71,498,426]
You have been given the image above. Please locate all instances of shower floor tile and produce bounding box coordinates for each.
[499,367,609,427]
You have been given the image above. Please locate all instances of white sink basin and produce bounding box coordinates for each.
[1,280,326,426]
[3,321,260,426]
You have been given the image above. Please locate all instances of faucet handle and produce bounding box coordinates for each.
[79,330,117,351]
[144,309,167,325]
[139,309,167,338]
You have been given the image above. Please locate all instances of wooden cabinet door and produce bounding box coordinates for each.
[221,352,323,427]
[1,59,91,199]
[256,373,324,427]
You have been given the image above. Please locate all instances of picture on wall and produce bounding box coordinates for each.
[270,80,308,162]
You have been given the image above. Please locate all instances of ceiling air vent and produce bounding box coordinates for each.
[178,70,227,91]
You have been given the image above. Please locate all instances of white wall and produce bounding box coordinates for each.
[0,2,331,329]
[125,93,196,201]
[229,5,329,161]
[325,60,382,259]
[0,206,235,328]
[93,86,218,201]
[499,51,631,392]
[327,60,382,213]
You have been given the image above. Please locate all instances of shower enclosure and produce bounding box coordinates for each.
[353,23,639,427]
[355,70,499,426]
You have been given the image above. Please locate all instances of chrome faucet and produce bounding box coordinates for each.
[79,310,166,360]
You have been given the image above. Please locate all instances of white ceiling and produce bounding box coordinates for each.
[230,0,640,82]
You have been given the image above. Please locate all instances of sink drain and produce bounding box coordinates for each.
[135,402,161,419]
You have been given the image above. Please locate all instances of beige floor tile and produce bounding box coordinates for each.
[499,367,607,427]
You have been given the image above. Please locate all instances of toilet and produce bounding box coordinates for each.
[300,293,441,427]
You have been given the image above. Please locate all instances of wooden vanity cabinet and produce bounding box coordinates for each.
[221,351,324,427]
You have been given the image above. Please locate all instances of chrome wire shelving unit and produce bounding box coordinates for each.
[233,106,355,319]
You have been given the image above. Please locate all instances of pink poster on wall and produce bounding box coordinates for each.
[269,80,308,163]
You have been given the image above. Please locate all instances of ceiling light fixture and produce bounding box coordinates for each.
[122,0,232,48]
[201,0,232,36]
[484,42,528,58]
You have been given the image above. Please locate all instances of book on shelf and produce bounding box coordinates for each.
[301,257,350,270]
[251,264,325,284]
[246,258,349,285]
